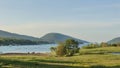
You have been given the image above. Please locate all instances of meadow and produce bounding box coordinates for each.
[0,47,120,68]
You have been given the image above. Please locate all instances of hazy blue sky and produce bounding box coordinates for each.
[0,0,120,42]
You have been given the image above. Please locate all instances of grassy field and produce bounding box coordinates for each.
[0,47,120,68]
[80,47,120,55]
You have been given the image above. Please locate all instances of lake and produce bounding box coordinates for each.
[0,44,57,53]
[0,43,88,54]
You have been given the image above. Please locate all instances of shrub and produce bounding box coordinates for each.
[100,42,108,47]
[56,43,66,56]
[82,43,100,49]
[110,43,120,47]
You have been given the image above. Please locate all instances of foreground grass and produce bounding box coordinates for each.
[0,47,120,68]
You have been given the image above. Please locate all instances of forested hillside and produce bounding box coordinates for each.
[0,37,49,45]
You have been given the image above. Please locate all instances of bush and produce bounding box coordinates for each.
[110,43,120,47]
[56,43,66,56]
[100,42,108,47]
[82,42,120,49]
[82,43,100,49]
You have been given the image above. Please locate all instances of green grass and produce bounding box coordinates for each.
[0,47,120,68]
[80,47,120,55]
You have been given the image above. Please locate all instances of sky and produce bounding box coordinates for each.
[0,0,120,42]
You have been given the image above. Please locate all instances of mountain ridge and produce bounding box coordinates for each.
[107,37,120,44]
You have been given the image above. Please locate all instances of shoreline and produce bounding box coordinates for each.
[0,52,50,56]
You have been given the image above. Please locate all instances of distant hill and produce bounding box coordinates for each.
[0,30,39,41]
[40,33,88,44]
[0,37,40,45]
[0,30,88,44]
[108,37,120,44]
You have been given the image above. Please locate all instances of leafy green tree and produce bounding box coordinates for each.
[51,39,80,56]
[65,39,79,56]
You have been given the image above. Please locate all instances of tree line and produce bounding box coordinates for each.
[0,37,49,46]
[82,42,120,49]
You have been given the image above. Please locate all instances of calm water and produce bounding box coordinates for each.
[0,44,57,53]
[0,43,88,53]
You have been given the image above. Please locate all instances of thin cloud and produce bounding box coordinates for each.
[0,22,117,33]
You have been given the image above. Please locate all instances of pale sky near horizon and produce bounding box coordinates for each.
[0,0,120,42]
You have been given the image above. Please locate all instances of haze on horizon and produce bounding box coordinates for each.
[0,0,120,42]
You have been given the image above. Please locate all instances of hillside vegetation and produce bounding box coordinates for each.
[0,37,49,45]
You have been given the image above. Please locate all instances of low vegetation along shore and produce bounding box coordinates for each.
[0,47,120,68]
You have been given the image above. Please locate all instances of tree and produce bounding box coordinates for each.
[51,39,80,57]
[65,39,79,56]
